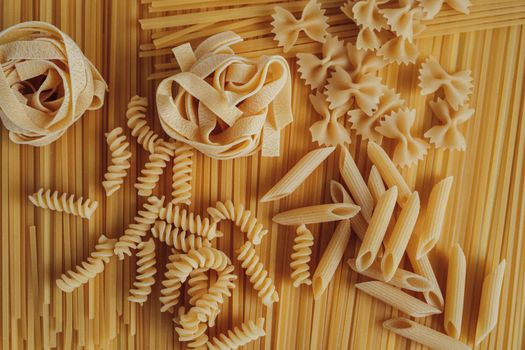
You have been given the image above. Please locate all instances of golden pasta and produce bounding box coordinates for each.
[171,141,194,205]
[160,203,221,240]
[151,220,211,252]
[308,92,350,147]
[329,180,367,240]
[126,95,164,154]
[206,318,265,350]
[102,127,132,196]
[367,165,386,205]
[272,202,360,226]
[444,243,467,339]
[290,224,314,287]
[135,141,176,197]
[128,238,157,305]
[29,188,98,220]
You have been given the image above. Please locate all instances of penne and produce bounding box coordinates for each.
[415,176,454,259]
[312,220,352,300]
[444,243,466,339]
[347,259,433,292]
[260,147,335,202]
[329,180,367,240]
[381,191,420,281]
[383,318,471,350]
[272,203,360,226]
[475,260,506,345]
[355,186,397,272]
[367,142,411,206]
[367,165,386,205]
[339,146,374,222]
[355,281,441,318]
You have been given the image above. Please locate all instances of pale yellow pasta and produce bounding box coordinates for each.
[128,238,157,305]
[355,186,397,272]
[135,140,176,197]
[380,4,424,41]
[356,281,441,318]
[419,0,472,20]
[151,221,211,252]
[356,27,392,52]
[347,258,433,292]
[272,203,360,226]
[475,260,506,345]
[346,42,387,79]
[444,243,467,339]
[126,95,163,154]
[339,145,374,222]
[260,146,335,202]
[29,188,98,220]
[308,92,350,147]
[381,191,420,281]
[367,165,386,205]
[383,318,471,350]
[206,318,265,350]
[160,252,183,313]
[187,268,208,306]
[349,0,388,30]
[377,36,418,65]
[290,224,314,287]
[102,127,132,196]
[312,220,352,300]
[160,203,221,240]
[329,180,367,240]
[171,141,194,205]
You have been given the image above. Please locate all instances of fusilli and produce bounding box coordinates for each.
[135,140,176,197]
[290,225,314,287]
[29,188,98,220]
[160,253,183,313]
[159,203,221,240]
[206,318,266,350]
[102,127,132,196]
[187,268,209,306]
[151,220,211,252]
[128,238,157,305]
[171,141,194,205]
[126,95,163,154]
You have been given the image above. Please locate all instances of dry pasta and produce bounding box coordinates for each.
[128,238,157,305]
[346,42,387,79]
[151,220,211,252]
[126,95,164,154]
[290,224,314,287]
[377,36,419,65]
[166,247,231,284]
[29,188,98,220]
[444,243,467,339]
[308,92,350,147]
[348,0,388,30]
[206,318,265,350]
[160,203,220,240]
[380,4,423,41]
[171,141,194,205]
[367,165,386,205]
[272,203,360,226]
[135,141,176,197]
[160,252,183,313]
[187,268,209,306]
[329,180,367,240]
[102,127,132,196]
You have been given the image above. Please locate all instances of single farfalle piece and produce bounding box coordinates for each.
[351,0,389,30]
[418,0,472,19]
[376,108,429,167]
[308,92,351,146]
[296,35,349,90]
[418,56,473,110]
[356,27,392,51]
[325,65,383,116]
[424,98,474,151]
[348,86,405,143]
[271,0,329,52]
[377,36,419,65]
[346,42,387,79]
[380,4,425,41]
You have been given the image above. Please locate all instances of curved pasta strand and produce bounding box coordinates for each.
[29,188,98,220]
[151,220,211,252]
[206,318,265,350]
[166,246,231,284]
[102,127,132,196]
[126,95,164,154]
[290,224,314,287]
[159,203,221,240]
[160,252,183,313]
[187,268,209,306]
[171,141,194,205]
[128,238,157,305]
[135,140,176,197]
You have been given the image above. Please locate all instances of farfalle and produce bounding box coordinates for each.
[376,108,429,167]
[348,86,405,143]
[356,27,392,51]
[271,0,329,53]
[297,36,349,90]
[308,92,351,146]
[424,97,474,151]
[377,36,419,65]
[418,0,472,19]
[380,4,425,41]
[325,65,383,116]
[346,42,387,79]
[418,56,473,110]
[349,0,389,30]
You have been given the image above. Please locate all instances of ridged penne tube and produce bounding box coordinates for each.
[347,259,433,292]
[356,281,441,318]
[415,176,454,259]
[367,142,411,205]
[367,165,386,205]
[355,186,397,272]
[444,243,466,339]
[329,180,367,240]
[272,203,360,226]
[339,146,374,222]
[312,219,351,300]
[260,146,335,202]
[383,318,471,350]
[381,191,420,281]
[475,260,506,346]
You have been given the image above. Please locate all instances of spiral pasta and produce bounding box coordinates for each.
[290,225,314,288]
[135,140,176,197]
[236,241,279,306]
[160,253,183,313]
[102,127,132,196]
[206,318,266,350]
[187,269,209,306]
[176,314,209,348]
[126,95,163,154]
[159,203,221,240]
[151,220,211,252]
[56,234,116,293]
[207,200,268,245]
[114,195,165,259]
[166,247,231,283]
[29,188,98,220]
[171,141,194,205]
[128,238,157,305]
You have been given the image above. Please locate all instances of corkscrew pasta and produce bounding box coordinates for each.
[135,140,176,197]
[159,203,220,240]
[29,188,98,220]
[151,220,211,252]
[187,268,209,306]
[290,224,314,287]
[160,252,183,313]
[128,238,157,305]
[206,318,265,350]
[171,141,194,205]
[126,95,164,154]
[102,127,132,196]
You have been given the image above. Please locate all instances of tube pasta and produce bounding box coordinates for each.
[383,318,471,350]
[102,127,132,196]
[128,238,157,305]
[381,191,420,281]
[356,281,441,318]
[29,188,98,220]
[312,219,352,300]
[475,260,506,345]
[126,95,163,154]
[135,140,176,197]
[171,141,194,205]
[290,224,314,287]
[206,318,265,350]
[151,220,211,252]
[444,243,466,339]
[260,146,335,202]
[272,203,360,226]
[159,203,220,240]
[355,186,397,272]
[329,180,367,240]
[367,165,386,205]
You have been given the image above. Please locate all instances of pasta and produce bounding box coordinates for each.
[200,265,237,326]
[236,241,279,306]
[114,195,165,259]
[346,42,387,79]
[126,95,163,154]
[308,92,350,147]
[272,203,360,226]
[380,4,424,41]
[418,56,473,110]
[160,203,221,240]
[176,313,209,348]
[381,191,420,281]
[355,186,397,272]
[415,176,454,259]
[347,259,433,292]
[271,0,328,52]
[128,238,157,305]
[367,141,412,205]
[260,146,335,202]
[29,188,98,220]
[151,220,211,252]
[377,36,419,65]
[349,0,388,30]
[356,27,392,52]
[376,108,429,168]
[356,281,441,317]
[419,0,472,19]
[475,260,506,345]
[383,318,471,350]
[0,21,107,146]
[444,243,466,339]
[312,219,352,299]
[339,146,374,222]
[207,200,268,244]
[160,253,183,313]
[102,127,132,196]
[290,224,314,287]
[171,141,194,205]
[367,165,386,204]
[166,247,231,284]
[329,180,367,240]
[187,268,209,306]
[56,234,116,293]
[206,318,265,350]
[424,98,475,151]
[135,140,176,197]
